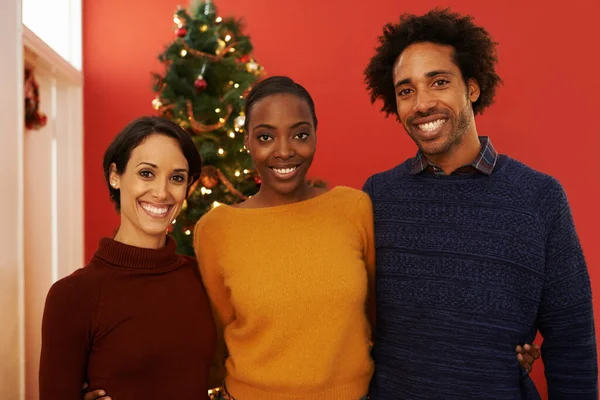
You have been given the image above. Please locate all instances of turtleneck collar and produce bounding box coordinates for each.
[92,235,181,270]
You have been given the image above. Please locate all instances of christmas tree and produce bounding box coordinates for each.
[152,1,325,256]
[152,0,263,256]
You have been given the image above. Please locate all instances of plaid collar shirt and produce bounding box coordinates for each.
[409,136,498,176]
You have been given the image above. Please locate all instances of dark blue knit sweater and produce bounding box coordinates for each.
[363,155,597,399]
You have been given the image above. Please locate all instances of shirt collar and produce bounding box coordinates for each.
[409,136,498,176]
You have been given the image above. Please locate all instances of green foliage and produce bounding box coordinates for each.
[152,1,263,256]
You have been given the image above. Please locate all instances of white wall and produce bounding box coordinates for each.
[0,0,25,398]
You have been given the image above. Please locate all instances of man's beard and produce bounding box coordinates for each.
[405,101,473,156]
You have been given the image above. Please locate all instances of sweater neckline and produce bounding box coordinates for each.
[92,235,180,269]
[217,186,345,215]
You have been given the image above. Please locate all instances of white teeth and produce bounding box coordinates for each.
[272,167,296,174]
[141,203,169,215]
[418,119,446,132]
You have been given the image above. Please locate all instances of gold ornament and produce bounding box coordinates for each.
[246,61,258,73]
[173,14,182,27]
[152,97,163,110]
[234,113,245,130]
[200,24,209,32]
[199,165,220,189]
[215,39,226,55]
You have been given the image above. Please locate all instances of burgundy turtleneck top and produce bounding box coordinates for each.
[39,236,216,399]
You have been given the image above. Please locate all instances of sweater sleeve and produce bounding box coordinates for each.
[537,180,598,399]
[39,274,94,400]
[194,216,234,387]
[357,191,376,334]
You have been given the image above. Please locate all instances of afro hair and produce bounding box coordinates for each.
[364,8,502,118]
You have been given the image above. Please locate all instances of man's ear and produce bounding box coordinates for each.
[467,78,480,103]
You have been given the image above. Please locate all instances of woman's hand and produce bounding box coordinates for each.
[82,382,111,400]
[516,343,541,373]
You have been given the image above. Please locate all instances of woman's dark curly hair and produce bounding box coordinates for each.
[364,8,502,117]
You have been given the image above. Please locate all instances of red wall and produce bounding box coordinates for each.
[84,1,600,395]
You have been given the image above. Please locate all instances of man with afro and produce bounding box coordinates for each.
[362,8,597,399]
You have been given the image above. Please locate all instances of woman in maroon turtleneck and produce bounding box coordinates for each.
[39,116,216,400]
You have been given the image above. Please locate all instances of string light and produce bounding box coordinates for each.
[200,24,208,32]
[180,49,187,57]
[215,16,222,23]
[201,187,212,195]
[234,83,240,88]
[218,148,225,155]
[185,229,191,235]
[229,80,234,85]
[234,170,241,177]
[225,34,232,42]
[229,47,236,53]
[173,15,182,26]
[229,131,235,138]
[215,108,221,113]
[219,118,225,123]
[243,169,250,174]
[212,201,221,208]
[172,219,176,224]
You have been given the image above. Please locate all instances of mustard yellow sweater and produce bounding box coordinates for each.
[194,186,375,400]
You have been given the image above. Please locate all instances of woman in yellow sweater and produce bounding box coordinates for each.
[193,76,540,400]
[194,76,375,400]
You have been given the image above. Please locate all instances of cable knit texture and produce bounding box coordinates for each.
[194,186,375,400]
[364,155,597,400]
[40,236,216,399]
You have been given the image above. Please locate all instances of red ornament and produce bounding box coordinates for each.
[24,68,47,130]
[194,75,207,91]
[176,27,187,37]
[238,54,251,63]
